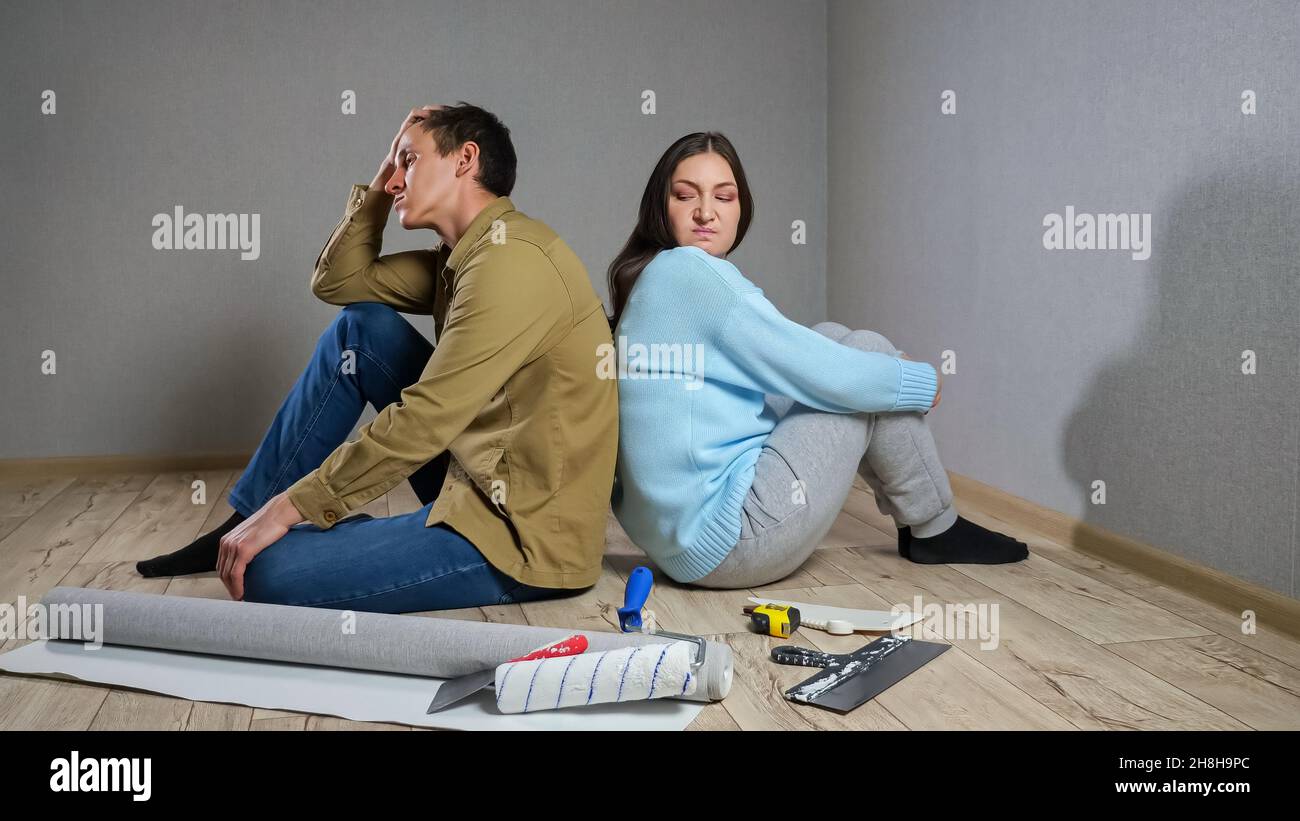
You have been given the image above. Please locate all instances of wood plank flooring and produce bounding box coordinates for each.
[1,469,1296,731]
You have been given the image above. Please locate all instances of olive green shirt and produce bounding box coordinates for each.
[285,183,618,589]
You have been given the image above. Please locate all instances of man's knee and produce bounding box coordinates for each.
[325,302,415,356]
[840,328,897,355]
[334,301,403,334]
[241,551,299,605]
[240,566,281,604]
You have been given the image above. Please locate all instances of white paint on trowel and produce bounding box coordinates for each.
[786,636,907,703]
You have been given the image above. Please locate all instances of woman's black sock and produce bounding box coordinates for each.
[904,515,1028,565]
[136,510,246,578]
[897,525,912,558]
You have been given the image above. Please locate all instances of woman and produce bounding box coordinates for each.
[608,132,1028,589]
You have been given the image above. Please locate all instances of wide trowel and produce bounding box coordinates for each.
[772,635,947,713]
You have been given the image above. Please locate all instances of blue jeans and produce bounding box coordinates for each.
[227,302,564,614]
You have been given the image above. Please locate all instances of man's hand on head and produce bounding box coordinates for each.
[373,105,444,189]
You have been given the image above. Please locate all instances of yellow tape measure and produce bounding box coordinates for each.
[746,604,801,639]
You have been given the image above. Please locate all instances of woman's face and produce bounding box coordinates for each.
[667,151,740,257]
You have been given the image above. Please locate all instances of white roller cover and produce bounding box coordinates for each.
[494,641,697,713]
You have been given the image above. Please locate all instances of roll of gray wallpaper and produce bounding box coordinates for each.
[38,587,733,702]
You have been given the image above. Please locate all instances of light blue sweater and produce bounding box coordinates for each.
[610,245,939,582]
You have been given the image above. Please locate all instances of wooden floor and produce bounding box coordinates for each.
[1,468,1298,731]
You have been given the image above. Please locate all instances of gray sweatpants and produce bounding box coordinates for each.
[693,322,958,589]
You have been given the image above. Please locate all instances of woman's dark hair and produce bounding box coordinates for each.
[606,132,753,328]
[418,101,517,197]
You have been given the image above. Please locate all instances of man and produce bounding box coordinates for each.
[137,104,618,613]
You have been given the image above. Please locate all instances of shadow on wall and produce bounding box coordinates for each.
[1062,164,1300,600]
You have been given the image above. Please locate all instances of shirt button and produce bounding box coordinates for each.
[324,511,337,523]
[353,198,363,207]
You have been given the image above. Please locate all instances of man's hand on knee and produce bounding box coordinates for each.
[217,492,305,601]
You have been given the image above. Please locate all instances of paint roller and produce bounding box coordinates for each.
[492,565,726,714]
[493,640,700,713]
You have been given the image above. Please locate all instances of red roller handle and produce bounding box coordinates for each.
[508,634,588,663]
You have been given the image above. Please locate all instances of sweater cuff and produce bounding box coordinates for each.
[892,359,938,412]
[285,470,347,530]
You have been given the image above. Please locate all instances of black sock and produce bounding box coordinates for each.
[905,515,1029,565]
[136,510,246,578]
[897,525,912,559]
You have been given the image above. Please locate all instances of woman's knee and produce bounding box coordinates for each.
[811,320,852,341]
[840,328,898,355]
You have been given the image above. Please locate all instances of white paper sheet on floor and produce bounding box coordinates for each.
[0,587,726,731]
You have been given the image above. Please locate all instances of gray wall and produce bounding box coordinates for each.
[0,0,826,454]
[6,0,1295,601]
[828,0,1299,599]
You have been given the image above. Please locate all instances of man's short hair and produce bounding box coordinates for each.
[419,102,517,197]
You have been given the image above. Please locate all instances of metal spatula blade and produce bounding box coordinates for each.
[809,639,947,712]
[426,634,588,714]
[427,668,498,714]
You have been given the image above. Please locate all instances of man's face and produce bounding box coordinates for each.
[386,125,458,230]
